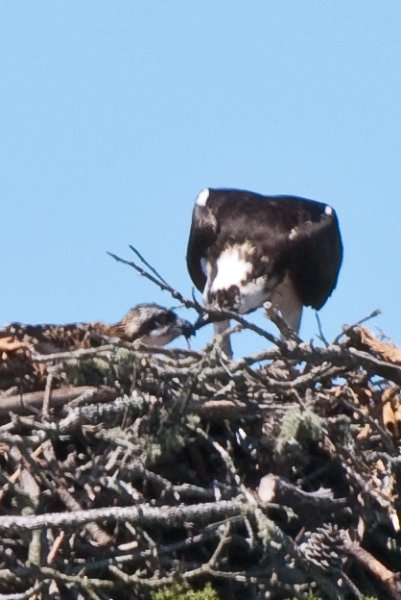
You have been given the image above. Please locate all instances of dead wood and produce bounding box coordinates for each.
[0,385,117,416]
[346,325,401,365]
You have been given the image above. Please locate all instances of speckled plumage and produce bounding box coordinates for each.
[0,303,192,392]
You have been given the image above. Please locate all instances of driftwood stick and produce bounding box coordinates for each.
[258,474,348,527]
[0,386,117,417]
[344,540,401,600]
[0,500,249,532]
[47,531,65,565]
[31,342,201,363]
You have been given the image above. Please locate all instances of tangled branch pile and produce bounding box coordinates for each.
[1,310,401,599]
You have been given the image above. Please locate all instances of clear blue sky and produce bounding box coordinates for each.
[1,2,400,356]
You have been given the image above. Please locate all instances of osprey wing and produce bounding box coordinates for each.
[186,192,219,292]
[283,201,343,309]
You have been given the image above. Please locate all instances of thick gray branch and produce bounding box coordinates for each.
[0,500,248,533]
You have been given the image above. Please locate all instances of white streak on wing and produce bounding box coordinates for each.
[210,246,253,293]
[200,257,209,277]
[195,188,210,206]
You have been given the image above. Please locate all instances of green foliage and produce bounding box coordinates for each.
[151,582,220,600]
[63,346,138,387]
[275,405,324,460]
[63,357,112,386]
[111,405,200,469]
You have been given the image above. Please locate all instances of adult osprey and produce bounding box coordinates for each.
[186,188,343,354]
[0,304,192,391]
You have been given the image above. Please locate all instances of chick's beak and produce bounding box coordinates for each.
[177,318,195,340]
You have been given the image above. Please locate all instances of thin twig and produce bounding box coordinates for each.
[107,251,197,310]
[129,244,170,286]
[334,308,382,344]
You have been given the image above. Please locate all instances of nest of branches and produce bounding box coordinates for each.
[0,254,401,600]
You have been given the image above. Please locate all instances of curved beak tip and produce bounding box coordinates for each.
[180,320,196,339]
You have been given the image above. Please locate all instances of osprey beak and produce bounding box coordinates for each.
[177,318,196,340]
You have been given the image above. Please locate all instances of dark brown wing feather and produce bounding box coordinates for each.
[283,207,343,308]
[186,203,219,291]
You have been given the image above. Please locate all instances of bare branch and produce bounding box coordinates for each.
[107,250,197,310]
[0,500,249,532]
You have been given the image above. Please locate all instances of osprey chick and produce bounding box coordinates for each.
[1,303,192,354]
[0,303,192,391]
[186,188,343,354]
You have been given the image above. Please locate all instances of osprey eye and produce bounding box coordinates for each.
[153,315,168,327]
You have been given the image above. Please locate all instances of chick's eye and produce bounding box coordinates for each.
[152,315,168,328]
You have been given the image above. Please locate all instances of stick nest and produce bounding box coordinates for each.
[0,315,401,600]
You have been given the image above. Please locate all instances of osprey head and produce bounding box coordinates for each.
[120,303,193,347]
[202,243,280,315]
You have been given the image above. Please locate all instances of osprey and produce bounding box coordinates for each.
[186,188,343,354]
[0,303,192,354]
[0,303,192,391]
